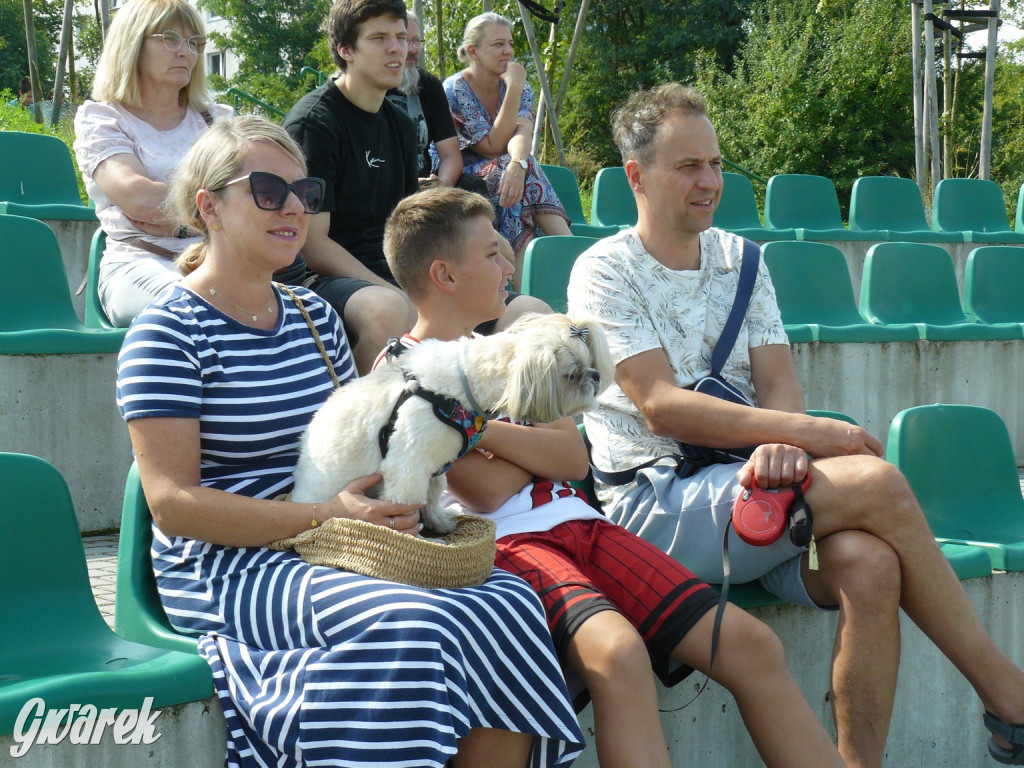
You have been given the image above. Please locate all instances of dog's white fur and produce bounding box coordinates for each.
[291,313,614,534]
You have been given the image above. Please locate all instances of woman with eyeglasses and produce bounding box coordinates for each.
[74,0,231,327]
[116,114,584,768]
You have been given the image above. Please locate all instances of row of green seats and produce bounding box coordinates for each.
[767,241,1024,342]
[587,167,1024,245]
[0,132,96,222]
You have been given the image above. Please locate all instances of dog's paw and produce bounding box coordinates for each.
[420,505,459,536]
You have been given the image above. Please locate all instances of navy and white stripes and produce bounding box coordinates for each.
[117,285,584,767]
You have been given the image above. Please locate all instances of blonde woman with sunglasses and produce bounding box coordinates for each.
[117,114,585,768]
[74,0,232,327]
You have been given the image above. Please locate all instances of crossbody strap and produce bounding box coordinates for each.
[709,237,761,377]
[279,283,340,389]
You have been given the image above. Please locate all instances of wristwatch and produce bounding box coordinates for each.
[510,157,528,170]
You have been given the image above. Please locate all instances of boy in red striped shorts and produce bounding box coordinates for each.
[379,186,845,768]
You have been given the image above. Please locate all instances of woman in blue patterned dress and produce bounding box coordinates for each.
[443,12,572,271]
[115,114,584,768]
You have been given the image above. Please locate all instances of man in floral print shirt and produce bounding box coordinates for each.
[567,82,1024,768]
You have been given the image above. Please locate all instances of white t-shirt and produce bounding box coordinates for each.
[74,100,233,264]
[374,334,601,539]
[566,226,789,511]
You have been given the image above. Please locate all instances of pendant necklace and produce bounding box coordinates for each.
[208,287,275,323]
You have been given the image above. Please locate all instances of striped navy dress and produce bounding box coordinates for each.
[116,284,585,768]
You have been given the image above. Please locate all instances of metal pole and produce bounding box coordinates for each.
[979,0,999,179]
[555,0,589,116]
[518,2,566,165]
[911,1,926,195]
[923,0,942,189]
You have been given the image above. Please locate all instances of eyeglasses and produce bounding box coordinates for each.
[148,30,207,55]
[220,172,325,214]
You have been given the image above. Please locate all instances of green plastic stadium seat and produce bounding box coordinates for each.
[762,241,919,342]
[932,178,1024,244]
[115,462,201,654]
[713,172,796,241]
[590,167,636,229]
[888,404,1024,573]
[1016,184,1024,232]
[0,453,211,735]
[521,235,600,314]
[541,164,619,238]
[0,214,126,352]
[963,246,1024,332]
[848,176,957,243]
[859,242,1023,340]
[763,174,877,241]
[0,132,97,221]
[84,227,118,329]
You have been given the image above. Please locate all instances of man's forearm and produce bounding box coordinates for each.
[302,232,393,288]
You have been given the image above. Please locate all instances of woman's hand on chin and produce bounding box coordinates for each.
[499,61,527,91]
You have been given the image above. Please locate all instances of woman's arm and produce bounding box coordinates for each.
[467,62,528,159]
[93,153,178,235]
[443,417,589,513]
[129,418,422,546]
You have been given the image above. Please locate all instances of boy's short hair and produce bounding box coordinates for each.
[327,0,408,72]
[385,187,495,300]
[612,83,708,167]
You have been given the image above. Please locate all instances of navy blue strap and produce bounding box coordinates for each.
[710,238,761,377]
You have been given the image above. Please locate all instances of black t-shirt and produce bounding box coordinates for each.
[283,80,418,279]
[386,68,457,178]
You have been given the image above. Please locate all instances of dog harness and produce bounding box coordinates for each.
[377,339,487,473]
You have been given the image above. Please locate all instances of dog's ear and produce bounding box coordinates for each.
[499,346,565,423]
[580,320,614,394]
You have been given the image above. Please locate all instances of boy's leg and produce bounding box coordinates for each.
[566,611,672,768]
[672,605,846,768]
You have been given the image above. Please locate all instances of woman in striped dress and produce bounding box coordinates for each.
[115,114,584,768]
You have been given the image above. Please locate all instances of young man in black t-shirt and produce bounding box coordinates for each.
[283,0,418,373]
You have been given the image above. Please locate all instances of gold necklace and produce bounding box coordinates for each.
[208,286,275,323]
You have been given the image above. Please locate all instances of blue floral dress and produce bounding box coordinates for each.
[443,72,570,252]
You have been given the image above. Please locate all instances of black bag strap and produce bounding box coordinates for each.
[710,237,761,377]
[591,237,762,488]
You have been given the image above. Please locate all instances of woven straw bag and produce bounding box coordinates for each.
[269,514,497,589]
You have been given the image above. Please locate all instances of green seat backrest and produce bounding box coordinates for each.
[0,213,84,330]
[933,178,1012,234]
[0,453,212,734]
[963,246,1024,324]
[887,405,1024,547]
[714,172,764,231]
[849,176,931,233]
[85,227,116,329]
[1016,184,1024,231]
[0,132,85,208]
[764,174,845,231]
[541,164,588,226]
[590,167,637,228]
[521,235,600,314]
[762,241,868,326]
[115,461,200,653]
[860,242,970,325]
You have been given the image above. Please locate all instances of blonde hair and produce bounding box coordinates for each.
[169,115,308,275]
[457,12,513,64]
[384,187,495,300]
[92,0,211,110]
[612,83,708,167]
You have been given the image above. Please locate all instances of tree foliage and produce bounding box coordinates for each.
[696,0,915,209]
[0,0,64,98]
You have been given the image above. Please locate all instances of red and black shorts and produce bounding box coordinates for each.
[495,517,719,687]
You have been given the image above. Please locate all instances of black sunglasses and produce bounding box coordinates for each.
[221,171,325,214]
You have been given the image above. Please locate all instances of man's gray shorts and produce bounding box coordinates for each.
[607,461,831,610]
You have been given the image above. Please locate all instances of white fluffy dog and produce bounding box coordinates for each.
[291,313,613,534]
